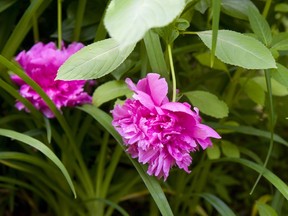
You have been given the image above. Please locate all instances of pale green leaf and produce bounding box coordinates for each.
[221,0,255,20]
[221,141,240,158]
[57,39,135,80]
[271,64,288,88]
[275,3,288,13]
[0,129,76,198]
[207,145,221,160]
[184,90,229,118]
[271,33,288,51]
[93,80,132,107]
[253,77,288,96]
[195,52,228,71]
[104,0,185,46]
[248,6,272,46]
[256,203,278,216]
[197,30,277,69]
[240,78,265,105]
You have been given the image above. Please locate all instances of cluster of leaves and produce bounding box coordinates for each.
[1,0,288,215]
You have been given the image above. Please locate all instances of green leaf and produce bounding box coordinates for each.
[57,39,135,80]
[240,78,265,105]
[199,193,237,216]
[216,158,288,201]
[221,140,240,158]
[184,90,229,118]
[256,203,278,216]
[207,144,221,160]
[143,30,169,80]
[92,80,132,107]
[79,104,174,216]
[248,5,272,46]
[271,64,288,88]
[194,52,228,71]
[104,0,185,46]
[0,129,76,198]
[0,0,17,13]
[208,123,288,147]
[253,77,288,96]
[271,33,288,51]
[221,0,254,20]
[275,3,288,13]
[197,30,277,69]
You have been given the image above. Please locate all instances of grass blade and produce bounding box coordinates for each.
[0,128,76,198]
[79,104,174,216]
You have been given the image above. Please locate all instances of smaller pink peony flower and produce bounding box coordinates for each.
[111,73,221,180]
[11,42,92,118]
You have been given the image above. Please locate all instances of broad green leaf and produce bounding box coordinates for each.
[221,0,255,20]
[221,140,240,158]
[184,90,229,118]
[248,6,272,46]
[271,64,288,88]
[253,77,288,96]
[197,30,277,69]
[57,39,135,80]
[256,203,278,216]
[207,144,221,160]
[216,158,288,201]
[271,35,288,51]
[208,123,288,147]
[195,52,228,71]
[275,3,288,13]
[240,78,265,105]
[93,80,132,107]
[104,0,185,46]
[79,104,174,216]
[199,193,237,216]
[0,129,76,198]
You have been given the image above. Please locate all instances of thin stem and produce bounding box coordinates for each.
[57,0,62,49]
[167,44,176,102]
[262,0,272,18]
[30,0,39,42]
[250,69,274,194]
[73,0,87,41]
[179,31,197,35]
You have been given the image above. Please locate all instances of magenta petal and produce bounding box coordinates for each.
[145,73,168,106]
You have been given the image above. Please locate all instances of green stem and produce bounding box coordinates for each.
[262,0,272,18]
[250,69,274,194]
[95,132,109,216]
[57,0,62,49]
[224,68,243,107]
[94,0,111,42]
[30,0,39,42]
[167,44,177,102]
[73,0,87,41]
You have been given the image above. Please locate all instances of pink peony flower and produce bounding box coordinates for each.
[111,73,221,180]
[11,42,92,118]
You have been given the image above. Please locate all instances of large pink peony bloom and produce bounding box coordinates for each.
[112,73,221,180]
[11,42,92,118]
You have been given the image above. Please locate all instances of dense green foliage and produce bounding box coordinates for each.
[1,0,288,215]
